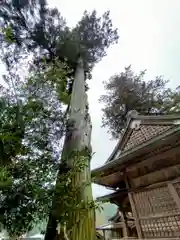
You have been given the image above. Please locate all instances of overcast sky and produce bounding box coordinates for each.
[48,0,180,197]
[1,0,180,198]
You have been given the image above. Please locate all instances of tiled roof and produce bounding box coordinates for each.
[106,114,180,163]
[92,114,180,180]
[122,124,173,152]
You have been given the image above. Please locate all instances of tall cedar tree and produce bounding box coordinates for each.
[100,66,180,138]
[0,0,119,238]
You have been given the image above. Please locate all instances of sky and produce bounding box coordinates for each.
[1,0,180,198]
[47,0,180,197]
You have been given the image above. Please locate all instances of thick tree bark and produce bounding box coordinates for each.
[45,57,95,240]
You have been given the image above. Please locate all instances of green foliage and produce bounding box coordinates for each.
[0,98,24,166]
[26,219,47,237]
[0,1,119,80]
[100,66,180,138]
[0,59,67,237]
[29,58,73,105]
[0,167,12,190]
[2,26,14,44]
[55,10,119,78]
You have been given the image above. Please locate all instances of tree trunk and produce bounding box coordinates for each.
[45,57,96,240]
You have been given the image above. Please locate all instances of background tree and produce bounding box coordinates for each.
[100,66,180,138]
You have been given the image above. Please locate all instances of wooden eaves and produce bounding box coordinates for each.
[91,114,180,188]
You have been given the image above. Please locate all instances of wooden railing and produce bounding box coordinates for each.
[130,179,180,239]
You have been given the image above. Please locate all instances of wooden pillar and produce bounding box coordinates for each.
[124,173,142,239]
[121,210,128,238]
[167,182,180,238]
[102,229,105,239]
[128,192,143,239]
[168,183,180,210]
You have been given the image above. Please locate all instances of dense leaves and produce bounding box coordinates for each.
[0,0,119,79]
[0,61,67,237]
[100,66,180,138]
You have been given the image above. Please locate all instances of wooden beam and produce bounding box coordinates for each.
[128,192,142,239]
[128,176,180,193]
[132,163,180,188]
[96,189,127,202]
[124,173,142,238]
[103,230,105,239]
[96,135,180,188]
[121,210,128,238]
[141,120,178,125]
[92,127,180,178]
[126,145,180,178]
[140,211,180,220]
[135,114,180,121]
[168,183,180,210]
